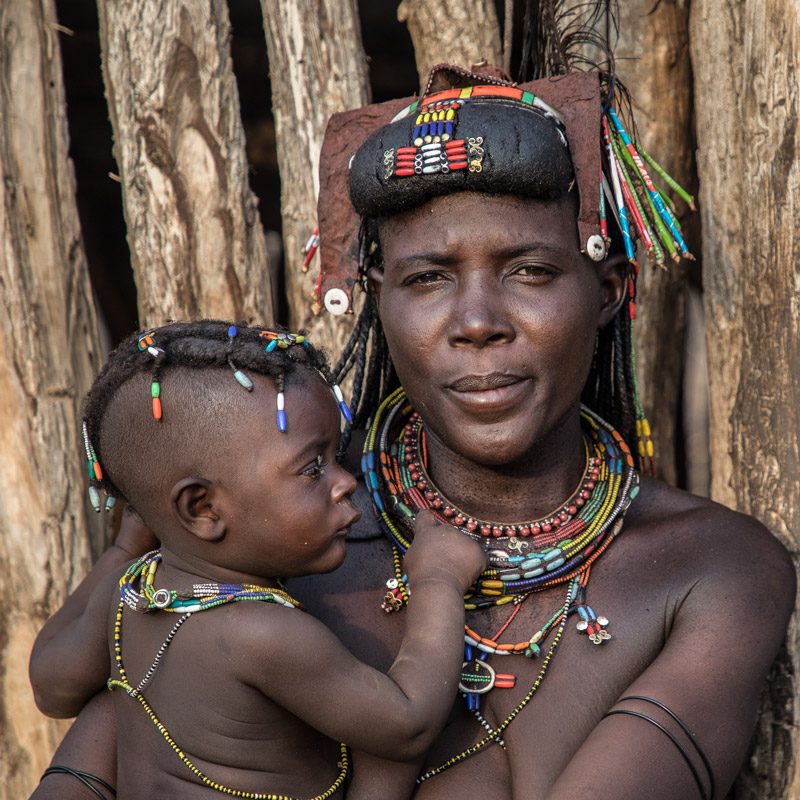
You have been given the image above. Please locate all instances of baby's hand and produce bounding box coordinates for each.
[404,511,486,592]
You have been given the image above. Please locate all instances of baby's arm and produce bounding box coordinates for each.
[29,507,158,717]
[240,512,485,761]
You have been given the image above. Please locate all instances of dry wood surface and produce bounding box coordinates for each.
[97,0,273,327]
[0,2,102,795]
[692,2,800,797]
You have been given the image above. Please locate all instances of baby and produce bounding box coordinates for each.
[30,320,485,799]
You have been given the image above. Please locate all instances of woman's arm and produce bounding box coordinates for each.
[545,516,795,800]
[29,507,158,717]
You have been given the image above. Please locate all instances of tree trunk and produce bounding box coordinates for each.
[0,1,102,796]
[612,0,698,487]
[97,0,273,327]
[261,0,370,357]
[691,2,800,798]
[397,0,502,86]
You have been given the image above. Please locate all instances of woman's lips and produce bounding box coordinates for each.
[446,374,531,412]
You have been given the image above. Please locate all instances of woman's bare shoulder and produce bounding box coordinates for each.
[627,475,795,607]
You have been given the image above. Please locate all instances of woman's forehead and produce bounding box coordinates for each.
[378,192,580,256]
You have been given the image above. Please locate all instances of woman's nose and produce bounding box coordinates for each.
[447,281,515,348]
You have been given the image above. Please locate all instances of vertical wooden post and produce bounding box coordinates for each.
[0,1,102,794]
[97,0,273,327]
[691,2,800,797]
[397,0,502,85]
[261,0,370,353]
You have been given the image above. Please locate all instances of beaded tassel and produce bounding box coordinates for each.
[82,421,103,482]
[600,108,695,267]
[302,227,320,272]
[150,378,162,421]
[137,331,166,421]
[227,325,254,391]
[82,421,103,512]
[276,371,287,433]
[332,383,353,423]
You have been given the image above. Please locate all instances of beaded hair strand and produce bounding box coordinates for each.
[82,320,348,511]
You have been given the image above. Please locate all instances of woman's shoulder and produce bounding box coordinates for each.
[626,475,795,605]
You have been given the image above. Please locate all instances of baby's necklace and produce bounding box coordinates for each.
[109,551,349,800]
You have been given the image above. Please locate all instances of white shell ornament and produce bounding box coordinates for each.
[586,234,608,262]
[323,287,349,316]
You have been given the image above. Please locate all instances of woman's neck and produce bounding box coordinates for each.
[423,407,587,523]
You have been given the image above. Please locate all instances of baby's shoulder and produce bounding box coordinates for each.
[203,597,331,662]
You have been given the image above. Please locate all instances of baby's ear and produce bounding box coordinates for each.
[171,478,226,542]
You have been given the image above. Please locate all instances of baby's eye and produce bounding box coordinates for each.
[301,455,327,480]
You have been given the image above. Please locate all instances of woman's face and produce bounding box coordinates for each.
[373,192,624,467]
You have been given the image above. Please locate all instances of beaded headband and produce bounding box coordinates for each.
[82,325,352,512]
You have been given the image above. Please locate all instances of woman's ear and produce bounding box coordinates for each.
[170,478,226,542]
[596,252,629,328]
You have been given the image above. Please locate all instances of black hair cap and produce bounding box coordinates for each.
[348,98,575,218]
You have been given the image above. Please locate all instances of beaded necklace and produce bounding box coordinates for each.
[362,387,639,773]
[108,551,349,800]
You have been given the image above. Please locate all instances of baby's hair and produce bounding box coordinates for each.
[82,320,350,512]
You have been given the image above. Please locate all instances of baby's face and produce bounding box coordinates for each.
[221,373,360,579]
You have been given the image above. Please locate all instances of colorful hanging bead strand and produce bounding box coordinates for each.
[600,108,695,267]
[82,420,104,512]
[136,331,166,421]
[227,325,255,390]
[110,551,348,800]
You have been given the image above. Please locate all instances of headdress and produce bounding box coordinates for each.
[315,4,694,472]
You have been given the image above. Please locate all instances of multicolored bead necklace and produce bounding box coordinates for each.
[363,387,639,767]
[108,551,349,800]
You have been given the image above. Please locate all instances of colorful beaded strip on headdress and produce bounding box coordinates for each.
[82,326,352,512]
[108,551,349,800]
[382,84,565,183]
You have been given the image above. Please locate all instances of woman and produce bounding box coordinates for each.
[31,65,793,800]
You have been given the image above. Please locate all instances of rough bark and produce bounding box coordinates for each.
[691,2,799,798]
[261,0,369,357]
[397,0,502,86]
[97,0,273,327]
[0,1,102,795]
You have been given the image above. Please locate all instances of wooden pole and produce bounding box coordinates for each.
[398,0,501,86]
[260,0,370,353]
[691,2,800,797]
[0,1,102,794]
[97,0,273,327]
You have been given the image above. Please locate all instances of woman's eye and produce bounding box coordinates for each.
[302,455,327,479]
[404,270,445,286]
[512,263,556,280]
